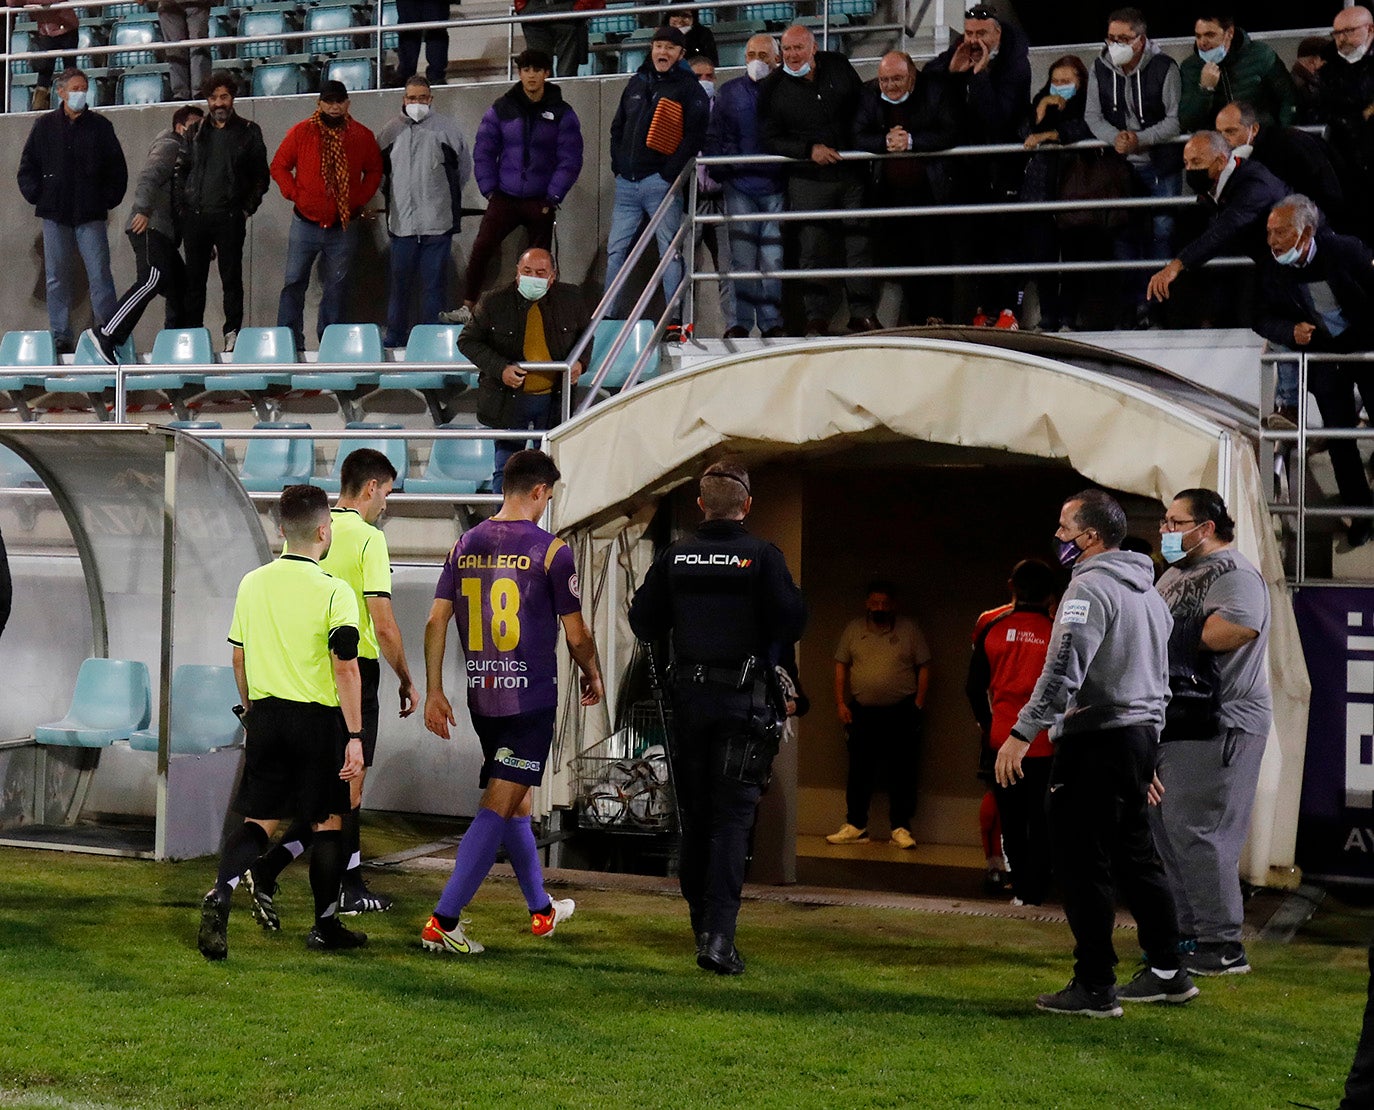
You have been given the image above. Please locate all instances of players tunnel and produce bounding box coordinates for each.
[542,335,1310,893]
[0,425,268,859]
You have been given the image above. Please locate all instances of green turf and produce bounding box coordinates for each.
[0,846,1364,1109]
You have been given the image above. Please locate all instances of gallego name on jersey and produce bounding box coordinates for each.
[673,553,753,568]
[455,554,533,570]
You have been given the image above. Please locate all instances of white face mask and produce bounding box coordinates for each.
[404,102,431,122]
[880,89,910,105]
[1106,40,1135,67]
[745,59,771,82]
[65,88,88,112]
[698,78,715,98]
[1341,38,1371,64]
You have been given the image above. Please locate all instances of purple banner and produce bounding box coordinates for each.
[1295,585,1374,881]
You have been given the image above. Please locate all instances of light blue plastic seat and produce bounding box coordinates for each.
[110,16,161,66]
[306,2,361,53]
[292,323,382,392]
[0,330,56,395]
[618,27,653,72]
[381,0,399,49]
[737,3,795,24]
[167,419,225,457]
[323,53,374,93]
[589,3,636,34]
[239,421,314,493]
[238,9,290,58]
[43,332,136,406]
[10,30,32,74]
[316,423,407,493]
[126,326,215,393]
[204,325,297,394]
[0,445,43,487]
[251,57,315,97]
[407,431,493,494]
[591,320,660,391]
[129,665,243,754]
[379,324,476,391]
[117,66,170,105]
[34,658,152,747]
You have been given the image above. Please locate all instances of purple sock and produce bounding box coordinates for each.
[435,808,505,918]
[504,815,550,914]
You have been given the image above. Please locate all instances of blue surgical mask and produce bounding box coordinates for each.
[783,62,811,78]
[65,89,88,112]
[1057,532,1087,568]
[1159,523,1201,564]
[880,90,910,105]
[1049,83,1077,100]
[518,274,549,301]
[1273,241,1304,266]
[1197,44,1227,65]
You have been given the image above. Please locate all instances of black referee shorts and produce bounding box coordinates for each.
[359,655,380,766]
[234,697,351,825]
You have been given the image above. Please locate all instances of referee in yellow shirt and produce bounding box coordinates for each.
[199,485,368,959]
[242,449,418,920]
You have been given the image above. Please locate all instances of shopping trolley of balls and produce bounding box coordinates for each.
[573,702,676,832]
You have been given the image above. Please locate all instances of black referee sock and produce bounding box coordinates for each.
[215,822,271,900]
[254,822,312,887]
[309,829,346,925]
[341,806,363,890]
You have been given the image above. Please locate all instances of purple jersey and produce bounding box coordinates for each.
[435,518,581,717]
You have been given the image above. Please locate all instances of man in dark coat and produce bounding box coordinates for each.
[1256,194,1374,548]
[1319,5,1374,243]
[1216,101,1347,232]
[459,247,592,492]
[16,66,127,355]
[758,24,876,336]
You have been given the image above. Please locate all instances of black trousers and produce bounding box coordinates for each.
[182,210,247,336]
[845,696,921,831]
[462,192,555,302]
[669,682,765,943]
[786,173,875,322]
[521,0,587,78]
[993,752,1052,906]
[104,229,186,347]
[1308,360,1374,514]
[1050,725,1181,991]
[397,0,450,83]
[1341,934,1374,1108]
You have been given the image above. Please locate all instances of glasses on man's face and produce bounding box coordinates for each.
[1159,517,1198,532]
[1106,32,1139,44]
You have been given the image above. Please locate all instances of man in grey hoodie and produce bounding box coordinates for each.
[997,489,1196,1017]
[83,104,204,364]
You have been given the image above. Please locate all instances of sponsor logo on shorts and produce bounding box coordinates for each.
[494,746,542,773]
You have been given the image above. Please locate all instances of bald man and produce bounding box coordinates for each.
[1320,5,1374,243]
[458,246,592,491]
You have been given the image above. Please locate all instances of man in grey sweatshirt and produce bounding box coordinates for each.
[996,488,1196,1017]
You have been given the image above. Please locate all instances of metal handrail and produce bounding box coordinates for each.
[696,195,1202,225]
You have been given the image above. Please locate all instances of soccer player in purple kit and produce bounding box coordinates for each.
[420,449,604,953]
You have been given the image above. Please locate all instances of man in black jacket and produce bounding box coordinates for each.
[604,26,710,339]
[16,67,127,356]
[180,70,270,354]
[759,24,876,336]
[1146,130,1288,306]
[1319,5,1374,241]
[459,247,592,492]
[853,52,957,324]
[1257,194,1374,548]
[1216,101,1347,231]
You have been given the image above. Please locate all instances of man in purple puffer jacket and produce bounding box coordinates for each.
[449,49,584,322]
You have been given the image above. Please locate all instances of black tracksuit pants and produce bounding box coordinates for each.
[104,229,186,347]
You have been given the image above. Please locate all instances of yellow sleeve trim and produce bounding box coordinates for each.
[544,537,567,571]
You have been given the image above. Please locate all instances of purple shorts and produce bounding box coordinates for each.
[472,706,557,788]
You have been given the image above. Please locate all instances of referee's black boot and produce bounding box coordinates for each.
[698,932,745,976]
[306,917,368,952]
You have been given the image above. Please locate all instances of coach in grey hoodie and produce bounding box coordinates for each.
[997,489,1193,1018]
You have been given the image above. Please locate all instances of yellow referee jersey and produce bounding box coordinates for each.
[319,507,392,661]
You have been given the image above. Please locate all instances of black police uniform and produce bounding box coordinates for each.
[628,518,806,970]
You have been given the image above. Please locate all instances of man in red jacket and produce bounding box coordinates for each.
[271,81,384,349]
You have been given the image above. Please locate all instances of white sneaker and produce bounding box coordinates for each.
[532,897,575,937]
[222,329,238,354]
[825,823,869,844]
[890,827,916,850]
[421,914,485,955]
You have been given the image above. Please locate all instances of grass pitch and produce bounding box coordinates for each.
[0,846,1366,1109]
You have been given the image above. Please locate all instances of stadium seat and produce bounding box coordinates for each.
[696,6,716,25]
[576,32,607,77]
[239,421,315,493]
[9,73,37,113]
[151,327,214,366]
[237,8,294,59]
[617,28,654,73]
[407,430,493,495]
[110,16,162,67]
[830,0,875,18]
[323,51,375,92]
[378,324,475,424]
[0,445,43,487]
[0,330,56,419]
[129,665,243,754]
[75,20,107,69]
[589,3,636,35]
[43,333,136,418]
[10,30,32,74]
[590,320,660,390]
[738,3,796,25]
[167,419,226,457]
[251,56,317,97]
[306,2,363,53]
[34,658,152,748]
[317,422,407,493]
[80,69,114,108]
[117,66,171,105]
[103,1,149,16]
[292,323,381,421]
[381,0,399,50]
[204,326,296,420]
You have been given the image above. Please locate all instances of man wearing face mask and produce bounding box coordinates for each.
[1153,489,1270,978]
[854,51,958,325]
[459,247,590,492]
[17,66,127,357]
[997,490,1189,1018]
[1083,7,1181,328]
[687,53,736,338]
[272,81,384,351]
[180,71,270,355]
[376,75,472,349]
[828,581,931,849]
[1319,6,1374,244]
[1145,129,1287,308]
[1178,13,1295,133]
[1256,194,1374,548]
[704,34,786,339]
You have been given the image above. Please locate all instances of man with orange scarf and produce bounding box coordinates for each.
[271,80,384,350]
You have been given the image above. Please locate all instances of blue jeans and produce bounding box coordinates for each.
[722,185,783,333]
[276,214,359,348]
[42,218,117,347]
[492,390,555,492]
[385,232,452,348]
[604,174,684,320]
[1114,161,1180,305]
[1270,343,1300,410]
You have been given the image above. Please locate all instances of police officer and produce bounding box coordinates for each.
[628,460,806,975]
